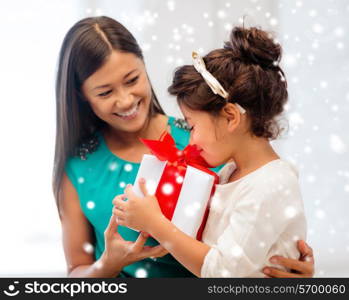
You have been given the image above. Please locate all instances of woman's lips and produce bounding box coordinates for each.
[113,99,142,120]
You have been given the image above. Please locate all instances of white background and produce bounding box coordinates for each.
[0,0,348,277]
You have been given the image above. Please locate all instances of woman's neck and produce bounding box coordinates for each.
[228,135,279,182]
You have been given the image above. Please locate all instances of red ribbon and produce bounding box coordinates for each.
[140,131,219,240]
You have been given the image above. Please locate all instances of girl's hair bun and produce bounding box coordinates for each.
[224,26,281,68]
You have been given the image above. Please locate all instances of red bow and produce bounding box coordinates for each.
[141,131,217,178]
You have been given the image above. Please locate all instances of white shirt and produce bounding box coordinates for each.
[201,159,307,277]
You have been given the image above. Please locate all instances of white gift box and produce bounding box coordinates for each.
[132,154,215,239]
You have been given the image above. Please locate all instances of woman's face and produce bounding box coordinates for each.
[82,50,153,133]
[180,104,233,167]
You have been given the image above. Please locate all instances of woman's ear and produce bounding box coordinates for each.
[221,103,241,132]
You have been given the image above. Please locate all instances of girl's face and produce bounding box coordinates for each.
[82,50,153,133]
[180,104,235,167]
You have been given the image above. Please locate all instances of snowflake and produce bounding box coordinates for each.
[312,23,324,34]
[176,176,184,184]
[167,0,175,11]
[124,164,133,172]
[259,241,266,248]
[283,54,297,67]
[217,10,226,19]
[296,1,303,7]
[309,10,317,17]
[320,81,328,88]
[337,42,344,50]
[292,235,300,242]
[231,245,243,258]
[306,175,316,183]
[289,112,304,127]
[344,185,349,193]
[87,201,95,210]
[109,162,118,171]
[145,179,157,195]
[135,268,148,278]
[141,43,151,52]
[304,146,312,154]
[330,135,347,154]
[270,18,278,26]
[316,209,326,219]
[95,8,103,16]
[184,202,201,217]
[162,183,174,195]
[334,27,344,37]
[220,269,231,277]
[83,242,94,254]
[284,206,297,218]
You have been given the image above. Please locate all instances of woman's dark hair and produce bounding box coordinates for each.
[53,16,164,210]
[168,26,288,140]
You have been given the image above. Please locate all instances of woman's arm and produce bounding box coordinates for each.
[263,240,314,278]
[60,172,118,277]
[60,173,168,278]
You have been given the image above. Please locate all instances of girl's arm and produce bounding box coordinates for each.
[146,213,210,277]
[115,178,307,278]
[114,180,211,277]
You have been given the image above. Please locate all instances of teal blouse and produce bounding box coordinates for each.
[65,116,222,277]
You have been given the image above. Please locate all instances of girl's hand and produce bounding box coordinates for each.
[113,178,164,233]
[263,240,314,278]
[100,213,168,275]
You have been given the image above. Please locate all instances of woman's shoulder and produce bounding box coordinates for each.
[65,132,107,175]
[168,116,191,131]
[167,116,191,150]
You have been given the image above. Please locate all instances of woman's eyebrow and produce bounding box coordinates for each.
[124,69,138,79]
[92,69,138,91]
[93,84,111,90]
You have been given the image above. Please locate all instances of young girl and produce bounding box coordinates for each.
[113,26,309,277]
[53,16,313,278]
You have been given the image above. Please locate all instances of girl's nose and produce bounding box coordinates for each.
[189,134,195,145]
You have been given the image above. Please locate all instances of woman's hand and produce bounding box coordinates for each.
[100,212,168,276]
[263,240,314,278]
[113,178,164,233]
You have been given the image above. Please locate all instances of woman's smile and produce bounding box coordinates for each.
[113,98,143,120]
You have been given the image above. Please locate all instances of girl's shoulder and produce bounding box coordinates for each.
[240,159,302,203]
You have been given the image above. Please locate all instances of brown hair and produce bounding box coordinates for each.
[168,26,288,139]
[53,16,164,210]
